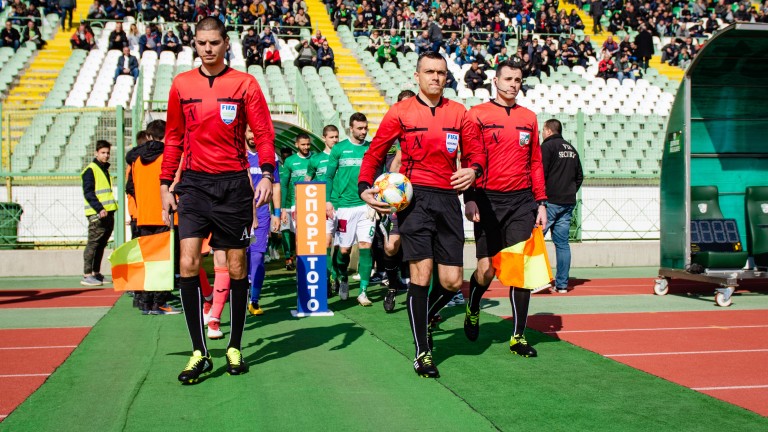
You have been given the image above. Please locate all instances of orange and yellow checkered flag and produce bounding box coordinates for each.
[108,230,174,292]
[491,227,553,289]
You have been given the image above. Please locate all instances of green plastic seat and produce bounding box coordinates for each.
[745,186,768,267]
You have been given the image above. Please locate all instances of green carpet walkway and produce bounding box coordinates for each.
[3,273,767,431]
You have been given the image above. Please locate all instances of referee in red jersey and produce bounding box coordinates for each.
[160,17,276,384]
[463,61,548,358]
[358,51,485,378]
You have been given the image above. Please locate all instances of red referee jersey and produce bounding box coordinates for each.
[160,67,275,183]
[465,101,546,201]
[359,95,484,190]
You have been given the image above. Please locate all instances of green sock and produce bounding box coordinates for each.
[336,251,350,282]
[332,247,341,278]
[358,248,372,292]
[326,247,337,280]
[281,230,292,258]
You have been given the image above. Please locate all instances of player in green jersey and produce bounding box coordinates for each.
[279,133,313,271]
[324,113,376,306]
[306,125,341,296]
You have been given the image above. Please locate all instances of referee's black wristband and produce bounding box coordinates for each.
[260,163,275,175]
[358,181,372,197]
[160,179,173,187]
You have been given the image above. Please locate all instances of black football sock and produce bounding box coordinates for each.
[509,287,531,337]
[427,283,455,320]
[179,276,207,356]
[227,277,249,351]
[468,272,490,314]
[383,252,401,289]
[406,283,429,356]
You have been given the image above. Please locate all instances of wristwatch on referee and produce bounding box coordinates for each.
[471,164,483,179]
[537,200,548,208]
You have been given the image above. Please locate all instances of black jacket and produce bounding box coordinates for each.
[541,134,583,205]
[82,158,112,214]
[125,140,164,198]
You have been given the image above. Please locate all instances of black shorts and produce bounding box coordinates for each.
[389,213,400,236]
[397,186,464,266]
[174,170,254,249]
[474,189,537,258]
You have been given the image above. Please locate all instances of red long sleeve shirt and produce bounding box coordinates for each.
[358,95,484,190]
[464,101,547,201]
[160,66,275,184]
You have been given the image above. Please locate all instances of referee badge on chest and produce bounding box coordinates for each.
[519,131,531,146]
[220,103,237,125]
[445,133,459,154]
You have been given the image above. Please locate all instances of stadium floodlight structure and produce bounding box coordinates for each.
[656,23,768,307]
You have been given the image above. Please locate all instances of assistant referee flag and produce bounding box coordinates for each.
[491,227,553,289]
[109,230,174,292]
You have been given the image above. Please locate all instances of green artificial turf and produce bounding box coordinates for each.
[0,307,111,329]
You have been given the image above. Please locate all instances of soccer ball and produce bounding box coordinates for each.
[374,172,413,212]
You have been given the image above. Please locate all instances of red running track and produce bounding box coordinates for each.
[526,310,768,416]
[0,328,90,420]
[0,289,121,309]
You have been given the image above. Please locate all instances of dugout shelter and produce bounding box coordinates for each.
[273,120,325,153]
[656,23,768,306]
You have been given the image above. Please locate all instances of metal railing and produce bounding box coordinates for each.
[0,106,126,247]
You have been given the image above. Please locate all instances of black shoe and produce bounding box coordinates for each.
[226,347,248,375]
[285,258,296,271]
[383,288,397,312]
[509,334,537,358]
[93,273,105,282]
[369,272,384,284]
[413,351,440,378]
[178,350,213,384]
[464,305,480,342]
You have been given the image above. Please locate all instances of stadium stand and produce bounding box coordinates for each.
[5,0,759,175]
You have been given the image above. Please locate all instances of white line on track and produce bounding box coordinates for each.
[0,414,6,418]
[0,373,51,378]
[543,324,768,334]
[692,385,768,391]
[0,346,77,350]
[606,349,768,357]
[693,385,768,391]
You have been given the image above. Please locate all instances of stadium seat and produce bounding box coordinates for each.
[745,186,768,267]
[690,186,749,269]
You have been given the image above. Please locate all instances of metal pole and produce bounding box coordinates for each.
[574,110,584,241]
[3,107,11,202]
[115,106,126,246]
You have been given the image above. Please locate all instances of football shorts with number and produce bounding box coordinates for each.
[334,204,375,248]
[280,206,296,232]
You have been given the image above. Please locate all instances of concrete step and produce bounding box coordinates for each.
[18,79,52,86]
[5,94,46,102]
[341,82,377,91]
[350,95,387,103]
[348,89,382,98]
[24,71,59,79]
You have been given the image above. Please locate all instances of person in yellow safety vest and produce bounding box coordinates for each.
[81,140,117,286]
